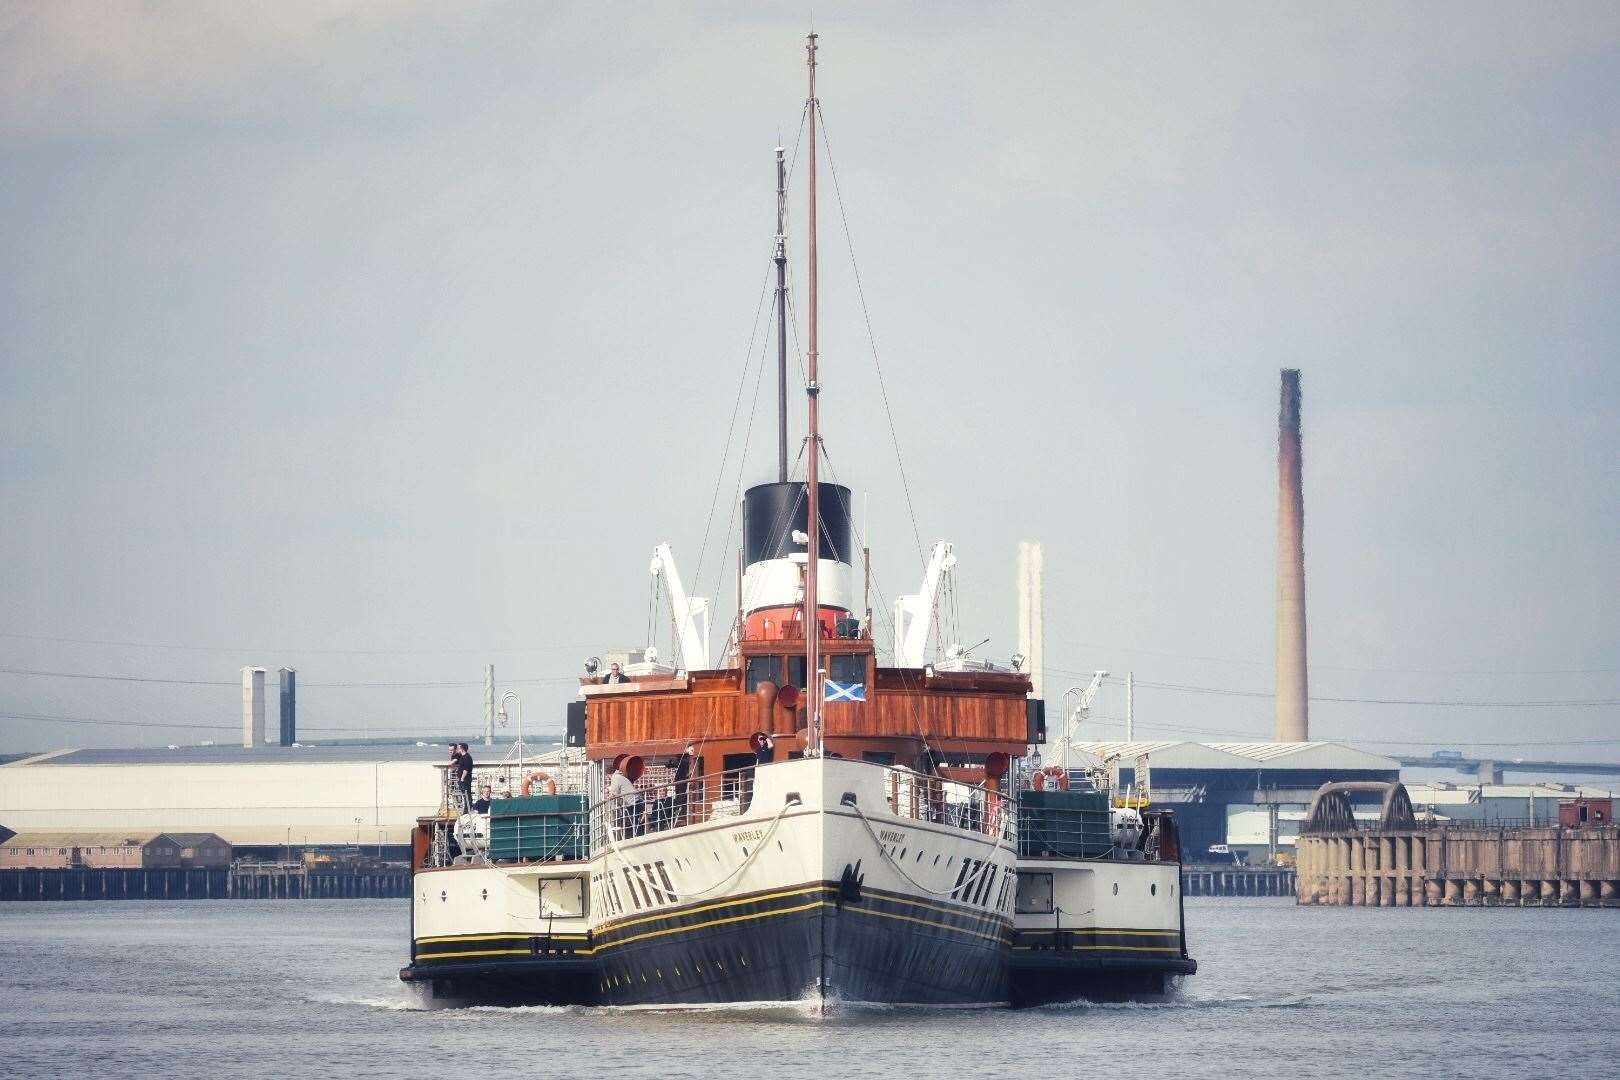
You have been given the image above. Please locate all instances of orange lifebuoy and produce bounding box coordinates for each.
[1033,765,1070,792]
[521,771,556,797]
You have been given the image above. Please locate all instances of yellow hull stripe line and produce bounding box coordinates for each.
[1018,928,1177,938]
[416,933,586,945]
[420,898,1021,959]
[1012,944,1184,953]
[596,884,1008,939]
[840,904,1011,946]
[598,900,827,950]
[856,888,1012,928]
[595,884,833,936]
[597,900,1010,953]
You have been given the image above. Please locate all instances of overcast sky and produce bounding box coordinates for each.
[2,2,1616,760]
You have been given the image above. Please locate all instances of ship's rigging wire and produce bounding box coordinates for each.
[813,101,928,575]
[692,101,811,603]
[689,263,776,601]
[2,628,1609,678]
[2,664,1612,709]
[704,300,776,617]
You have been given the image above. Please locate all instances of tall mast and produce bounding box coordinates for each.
[774,145,789,482]
[804,31,823,756]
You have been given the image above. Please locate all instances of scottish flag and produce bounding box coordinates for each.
[824,680,866,702]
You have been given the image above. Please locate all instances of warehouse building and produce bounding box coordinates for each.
[1073,740,1402,862]
[0,740,500,859]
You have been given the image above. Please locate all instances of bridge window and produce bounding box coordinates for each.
[787,656,807,689]
[745,656,780,693]
[829,654,865,684]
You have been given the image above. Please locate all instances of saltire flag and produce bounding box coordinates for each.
[824,680,866,702]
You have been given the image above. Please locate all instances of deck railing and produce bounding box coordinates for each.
[435,758,592,815]
[586,758,1016,854]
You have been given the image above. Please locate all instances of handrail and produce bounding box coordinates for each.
[437,758,591,815]
[586,757,1017,851]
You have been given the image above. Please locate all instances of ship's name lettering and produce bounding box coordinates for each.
[731,829,766,844]
[879,830,907,843]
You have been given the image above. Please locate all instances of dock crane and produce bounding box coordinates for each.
[892,540,955,668]
[1052,670,1108,770]
[649,544,711,672]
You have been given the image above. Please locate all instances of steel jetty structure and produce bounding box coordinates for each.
[400,34,1193,1009]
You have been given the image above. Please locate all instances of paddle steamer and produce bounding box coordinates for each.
[401,34,1193,1008]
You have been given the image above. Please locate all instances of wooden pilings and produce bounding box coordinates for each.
[1295,825,1620,907]
[0,864,411,902]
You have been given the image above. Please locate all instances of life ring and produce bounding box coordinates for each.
[1032,765,1070,792]
[521,771,556,797]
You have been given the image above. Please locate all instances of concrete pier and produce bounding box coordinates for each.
[1180,864,1296,897]
[1297,825,1620,908]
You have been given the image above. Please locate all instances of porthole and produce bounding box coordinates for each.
[1112,882,1118,896]
[1151,883,1157,896]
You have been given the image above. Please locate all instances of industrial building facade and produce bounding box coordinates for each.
[0,831,231,869]
[0,742,453,856]
[1075,740,1402,862]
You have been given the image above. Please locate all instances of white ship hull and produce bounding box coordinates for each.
[586,756,1017,1006]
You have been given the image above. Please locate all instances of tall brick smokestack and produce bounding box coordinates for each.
[1275,369,1309,742]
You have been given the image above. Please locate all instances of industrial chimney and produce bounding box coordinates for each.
[277,668,296,747]
[241,667,266,749]
[1275,370,1309,741]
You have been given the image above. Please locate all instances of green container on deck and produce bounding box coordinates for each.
[487,794,588,862]
[1018,789,1111,858]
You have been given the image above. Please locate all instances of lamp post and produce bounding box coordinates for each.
[498,690,525,769]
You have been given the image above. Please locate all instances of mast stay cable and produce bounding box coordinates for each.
[814,101,928,574]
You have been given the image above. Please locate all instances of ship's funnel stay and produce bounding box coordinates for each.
[742,481,854,639]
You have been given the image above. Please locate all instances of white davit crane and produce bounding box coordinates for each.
[892,540,955,668]
[1053,669,1108,769]
[650,544,711,671]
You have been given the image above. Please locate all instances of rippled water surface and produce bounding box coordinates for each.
[3,897,1616,1079]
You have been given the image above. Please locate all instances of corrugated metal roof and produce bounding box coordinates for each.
[1071,739,1399,771]
[1205,741,1400,769]
[9,738,561,767]
[1072,741,1257,769]
[2,831,156,848]
[158,832,230,846]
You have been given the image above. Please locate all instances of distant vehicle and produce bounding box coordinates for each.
[1206,844,1248,865]
[1431,749,1464,762]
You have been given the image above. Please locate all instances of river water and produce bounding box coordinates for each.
[2,897,1616,1079]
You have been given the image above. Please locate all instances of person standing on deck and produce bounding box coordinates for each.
[672,743,695,827]
[606,756,639,839]
[455,743,475,812]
